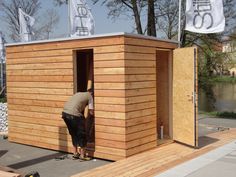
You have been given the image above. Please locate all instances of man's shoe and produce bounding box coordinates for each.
[72,153,80,160]
[79,156,91,161]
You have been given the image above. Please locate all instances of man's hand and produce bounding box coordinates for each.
[89,109,94,116]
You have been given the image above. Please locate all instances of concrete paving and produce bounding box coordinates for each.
[156,140,236,177]
[155,115,236,177]
[0,137,110,177]
[0,115,235,177]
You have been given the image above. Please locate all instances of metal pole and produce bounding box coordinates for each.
[0,34,3,89]
[178,0,182,48]
[68,0,71,37]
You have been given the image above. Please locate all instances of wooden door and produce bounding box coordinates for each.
[173,47,198,147]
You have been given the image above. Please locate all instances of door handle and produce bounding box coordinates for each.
[187,92,194,103]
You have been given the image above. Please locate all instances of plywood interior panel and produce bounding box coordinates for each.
[156,50,170,138]
[173,47,198,147]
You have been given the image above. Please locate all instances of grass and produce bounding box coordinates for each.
[199,111,236,119]
[209,76,236,83]
[0,97,6,103]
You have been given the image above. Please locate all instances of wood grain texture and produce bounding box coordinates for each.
[6,34,179,161]
[173,47,197,147]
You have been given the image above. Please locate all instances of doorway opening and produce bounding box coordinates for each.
[74,49,95,151]
[156,50,173,146]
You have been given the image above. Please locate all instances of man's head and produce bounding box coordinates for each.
[87,88,93,94]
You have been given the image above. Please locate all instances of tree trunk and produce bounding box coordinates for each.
[147,0,156,37]
[131,0,143,34]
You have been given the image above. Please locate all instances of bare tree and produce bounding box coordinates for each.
[156,0,178,39]
[0,0,41,42]
[35,9,60,40]
[147,0,156,36]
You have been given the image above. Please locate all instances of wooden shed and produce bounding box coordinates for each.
[6,33,198,161]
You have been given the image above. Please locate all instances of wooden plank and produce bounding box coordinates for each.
[7,56,72,64]
[8,110,61,119]
[95,82,125,89]
[7,49,72,59]
[94,75,125,83]
[95,97,125,104]
[126,128,156,141]
[7,99,65,108]
[94,52,124,61]
[96,125,125,134]
[6,36,125,53]
[124,45,155,54]
[7,82,73,89]
[126,88,156,97]
[126,134,156,149]
[8,121,66,134]
[9,116,64,127]
[0,170,21,177]
[94,104,125,112]
[95,118,126,127]
[94,151,124,161]
[94,45,124,54]
[126,108,156,119]
[125,74,156,82]
[95,139,126,149]
[96,132,125,141]
[8,93,70,101]
[9,132,69,147]
[125,53,155,60]
[8,136,73,153]
[7,87,73,95]
[126,115,156,127]
[7,62,72,70]
[126,95,156,105]
[125,81,156,89]
[125,60,156,67]
[8,104,62,114]
[7,76,73,82]
[95,146,126,157]
[71,129,236,176]
[95,90,125,97]
[124,37,177,49]
[6,69,73,76]
[94,68,125,75]
[126,141,157,156]
[125,68,155,74]
[95,111,126,119]
[126,101,156,112]
[94,60,125,68]
[126,121,156,134]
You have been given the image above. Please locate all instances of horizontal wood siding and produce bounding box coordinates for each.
[93,43,126,160]
[6,34,177,161]
[124,37,176,157]
[6,36,126,161]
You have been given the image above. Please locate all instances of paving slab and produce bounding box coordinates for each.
[0,137,110,177]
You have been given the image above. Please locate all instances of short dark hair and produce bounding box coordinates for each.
[87,88,93,92]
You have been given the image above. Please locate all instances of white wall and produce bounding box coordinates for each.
[0,103,7,133]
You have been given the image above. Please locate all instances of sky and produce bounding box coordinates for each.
[0,0,134,42]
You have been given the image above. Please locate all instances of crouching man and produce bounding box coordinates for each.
[62,88,94,160]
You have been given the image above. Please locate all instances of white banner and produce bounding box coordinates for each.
[70,0,95,37]
[185,0,225,33]
[19,8,35,42]
[0,32,5,59]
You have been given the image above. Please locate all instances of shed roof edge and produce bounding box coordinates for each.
[5,32,179,47]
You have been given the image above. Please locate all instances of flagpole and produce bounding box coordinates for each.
[178,0,182,48]
[0,34,3,89]
[68,0,71,37]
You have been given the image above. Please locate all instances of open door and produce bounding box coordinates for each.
[173,47,198,147]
